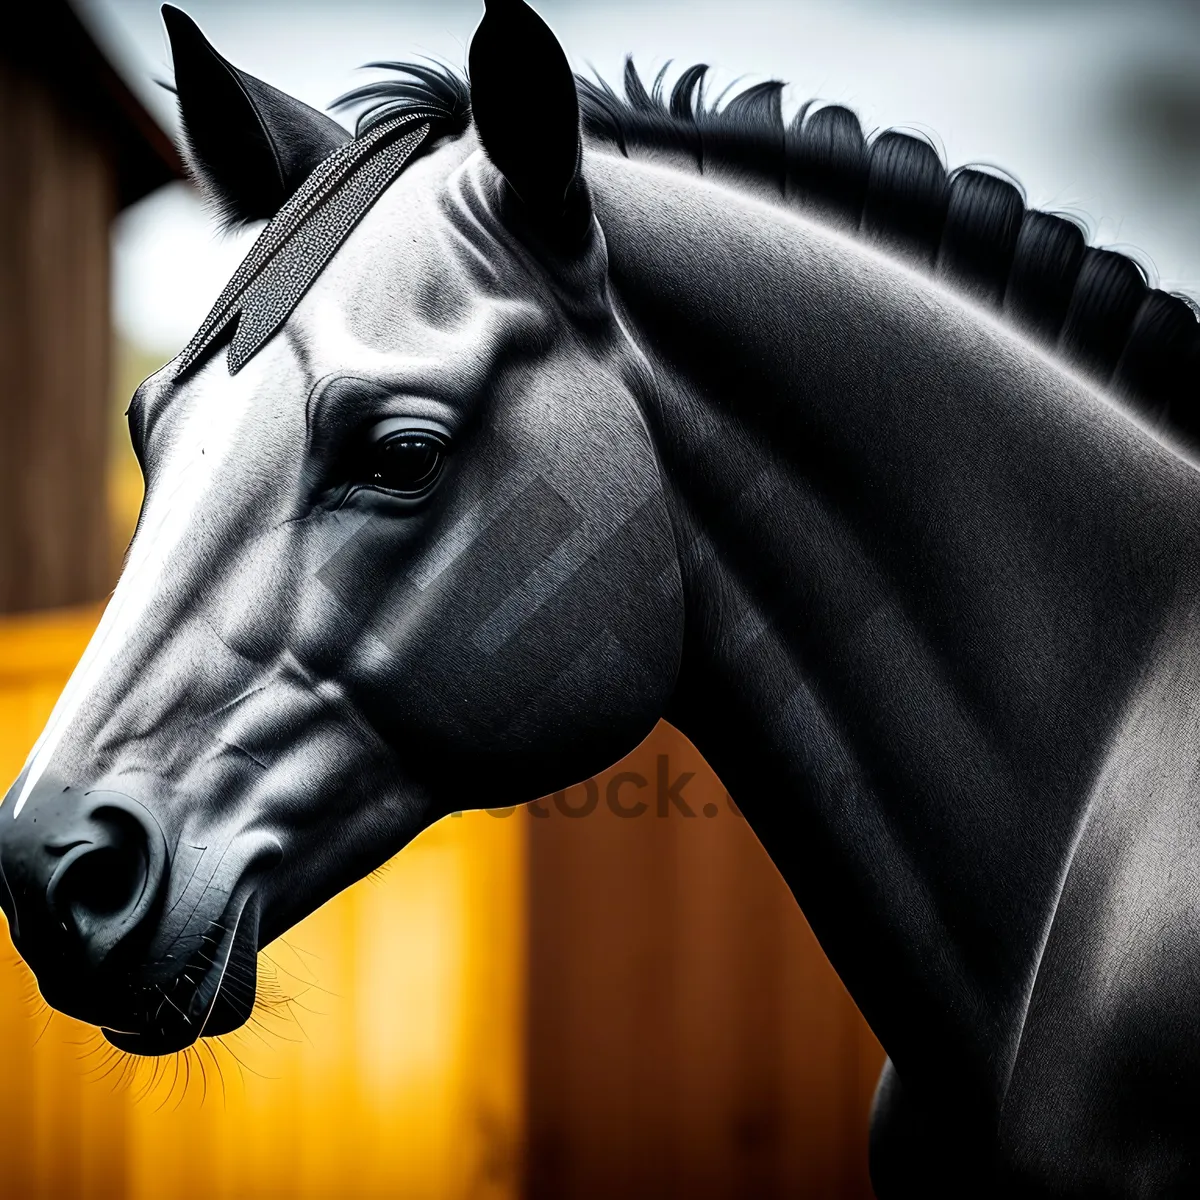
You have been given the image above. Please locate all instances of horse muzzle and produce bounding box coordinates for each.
[0,773,276,1055]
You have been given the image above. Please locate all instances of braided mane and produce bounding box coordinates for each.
[334,60,1200,436]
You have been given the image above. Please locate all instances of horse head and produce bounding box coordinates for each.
[0,0,683,1054]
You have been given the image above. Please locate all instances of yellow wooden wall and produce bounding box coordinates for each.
[527,725,885,1199]
[0,605,526,1200]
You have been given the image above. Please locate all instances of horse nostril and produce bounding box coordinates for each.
[43,800,163,962]
[57,841,148,926]
[0,781,169,981]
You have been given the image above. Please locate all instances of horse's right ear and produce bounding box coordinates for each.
[468,0,592,249]
[162,6,350,228]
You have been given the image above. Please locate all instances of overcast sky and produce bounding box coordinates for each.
[76,0,1200,351]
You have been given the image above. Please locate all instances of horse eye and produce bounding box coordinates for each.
[364,432,445,495]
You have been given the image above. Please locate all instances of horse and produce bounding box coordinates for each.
[3,0,1199,1193]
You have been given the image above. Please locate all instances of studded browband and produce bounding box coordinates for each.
[174,111,436,380]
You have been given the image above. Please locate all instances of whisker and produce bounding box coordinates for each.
[117,1052,139,1095]
[237,1014,279,1049]
[197,1039,212,1106]
[266,960,334,996]
[155,1052,183,1113]
[277,993,327,1018]
[31,1008,54,1046]
[83,1046,121,1080]
[76,1040,114,1064]
[249,1013,302,1045]
[133,1055,164,1104]
[216,1034,273,1082]
[281,937,322,962]
[66,1029,108,1048]
[157,984,192,1025]
[201,1038,226,1108]
[262,945,337,995]
[174,1047,193,1112]
[92,1049,126,1088]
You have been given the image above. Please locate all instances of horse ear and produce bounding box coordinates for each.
[162,5,350,228]
[468,0,592,247]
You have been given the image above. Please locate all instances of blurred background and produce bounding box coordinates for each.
[0,0,1196,1196]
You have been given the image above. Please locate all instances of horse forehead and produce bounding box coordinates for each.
[301,141,521,341]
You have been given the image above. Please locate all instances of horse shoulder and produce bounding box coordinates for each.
[997,610,1200,1195]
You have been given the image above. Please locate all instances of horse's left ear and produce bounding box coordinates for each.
[163,5,350,228]
[468,0,592,248]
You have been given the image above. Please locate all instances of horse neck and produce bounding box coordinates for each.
[588,150,1200,1112]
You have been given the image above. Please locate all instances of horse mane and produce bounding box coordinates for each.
[333,61,1200,437]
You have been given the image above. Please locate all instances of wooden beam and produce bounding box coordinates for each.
[0,63,114,613]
